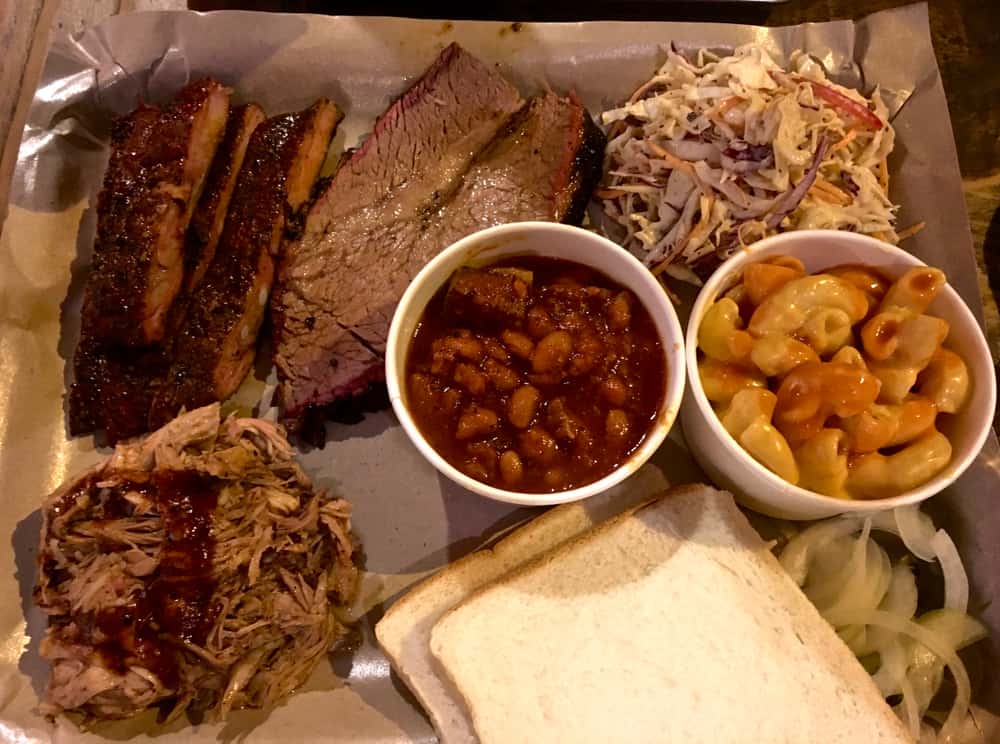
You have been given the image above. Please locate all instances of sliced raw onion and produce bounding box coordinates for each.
[894,506,938,561]
[836,610,972,744]
[860,560,918,657]
[872,637,904,696]
[814,527,892,628]
[778,508,983,744]
[778,516,862,585]
[930,529,969,615]
[881,560,919,619]
[912,609,987,666]
[878,639,920,739]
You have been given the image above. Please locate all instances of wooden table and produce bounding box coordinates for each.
[3,0,999,364]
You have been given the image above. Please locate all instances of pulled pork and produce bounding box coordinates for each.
[35,403,359,724]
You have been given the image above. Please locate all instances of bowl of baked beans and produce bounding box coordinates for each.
[681,230,996,520]
[386,222,686,506]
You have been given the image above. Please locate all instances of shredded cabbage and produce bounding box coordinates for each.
[777,508,985,743]
[597,45,898,281]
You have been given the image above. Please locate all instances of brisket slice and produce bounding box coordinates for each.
[71,105,267,444]
[272,91,605,431]
[300,44,523,232]
[148,100,341,428]
[68,80,230,436]
[269,43,522,432]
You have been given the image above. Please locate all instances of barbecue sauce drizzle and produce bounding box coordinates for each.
[87,471,221,688]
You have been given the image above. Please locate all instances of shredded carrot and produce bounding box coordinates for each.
[808,186,843,205]
[878,156,890,191]
[658,277,682,306]
[683,194,717,253]
[818,179,848,196]
[650,198,711,277]
[651,255,676,277]
[896,221,927,241]
[648,141,693,175]
[629,77,665,104]
[809,178,852,205]
[872,230,890,242]
[829,128,859,153]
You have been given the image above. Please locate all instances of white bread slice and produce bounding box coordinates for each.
[375,485,659,744]
[430,486,913,744]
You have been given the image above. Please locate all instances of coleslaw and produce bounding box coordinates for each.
[597,45,901,283]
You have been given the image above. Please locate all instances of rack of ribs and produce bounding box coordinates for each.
[149,99,342,427]
[81,104,268,443]
[69,79,231,437]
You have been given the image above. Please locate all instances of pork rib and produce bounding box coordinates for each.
[184,103,267,292]
[69,79,230,436]
[81,79,230,347]
[70,101,263,443]
[149,100,341,427]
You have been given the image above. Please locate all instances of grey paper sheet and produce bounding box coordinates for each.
[1,3,997,741]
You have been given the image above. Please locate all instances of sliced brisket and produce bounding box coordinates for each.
[272,88,605,429]
[149,100,341,427]
[271,43,525,428]
[300,44,523,231]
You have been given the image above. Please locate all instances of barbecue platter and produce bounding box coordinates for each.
[3,7,998,744]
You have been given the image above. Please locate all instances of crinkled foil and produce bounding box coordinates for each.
[1,4,997,741]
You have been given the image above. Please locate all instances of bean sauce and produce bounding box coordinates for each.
[405,256,666,493]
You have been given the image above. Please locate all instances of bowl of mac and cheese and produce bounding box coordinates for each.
[681,230,995,520]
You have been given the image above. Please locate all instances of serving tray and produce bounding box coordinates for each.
[1,4,997,741]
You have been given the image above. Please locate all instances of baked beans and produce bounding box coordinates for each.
[405,257,666,493]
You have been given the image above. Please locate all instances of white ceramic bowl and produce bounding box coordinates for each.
[681,230,997,520]
[386,222,686,506]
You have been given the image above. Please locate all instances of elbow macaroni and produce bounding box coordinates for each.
[846,430,953,499]
[698,298,753,364]
[697,256,969,500]
[881,267,947,314]
[719,388,777,437]
[747,274,870,342]
[800,307,854,355]
[839,397,938,452]
[750,334,819,377]
[698,357,766,403]
[718,388,798,484]
[794,428,849,498]
[918,348,970,413]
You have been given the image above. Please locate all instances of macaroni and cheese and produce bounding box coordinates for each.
[697,256,970,499]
